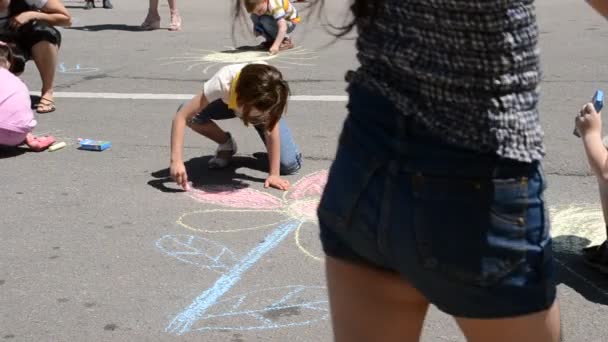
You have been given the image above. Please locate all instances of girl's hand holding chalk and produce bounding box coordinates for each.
[170,160,190,191]
[48,141,67,152]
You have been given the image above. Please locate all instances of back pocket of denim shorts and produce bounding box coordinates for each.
[411,174,528,287]
[318,144,380,232]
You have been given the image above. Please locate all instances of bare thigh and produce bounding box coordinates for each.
[325,256,430,342]
[455,301,561,342]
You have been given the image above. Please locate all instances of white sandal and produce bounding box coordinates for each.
[208,133,237,169]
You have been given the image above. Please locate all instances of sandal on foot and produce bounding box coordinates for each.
[141,16,161,30]
[36,97,56,114]
[25,135,56,152]
[169,10,182,31]
[279,37,294,50]
[208,133,237,169]
[582,241,608,274]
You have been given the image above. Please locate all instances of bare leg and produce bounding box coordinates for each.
[325,256,429,342]
[148,0,160,16]
[31,41,58,113]
[455,301,561,342]
[188,121,229,144]
[168,0,181,31]
[141,0,161,28]
[189,120,237,159]
[167,0,177,12]
[598,178,608,239]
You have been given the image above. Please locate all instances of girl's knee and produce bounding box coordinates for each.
[280,153,302,175]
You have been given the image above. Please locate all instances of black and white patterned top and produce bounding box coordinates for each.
[350,0,544,162]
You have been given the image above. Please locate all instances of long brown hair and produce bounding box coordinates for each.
[236,63,290,130]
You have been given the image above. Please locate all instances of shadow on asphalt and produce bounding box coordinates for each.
[554,235,608,306]
[0,146,28,159]
[148,155,267,193]
[67,24,144,32]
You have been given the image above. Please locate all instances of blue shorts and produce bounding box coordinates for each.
[317,84,556,318]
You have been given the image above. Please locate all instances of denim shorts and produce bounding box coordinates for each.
[318,84,556,318]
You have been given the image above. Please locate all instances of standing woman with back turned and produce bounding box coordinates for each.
[310,0,560,341]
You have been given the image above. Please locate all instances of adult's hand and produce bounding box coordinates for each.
[9,11,36,30]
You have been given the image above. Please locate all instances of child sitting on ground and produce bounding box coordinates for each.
[0,41,54,151]
[170,62,302,191]
[244,0,300,55]
[575,101,608,273]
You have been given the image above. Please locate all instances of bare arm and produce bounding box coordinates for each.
[37,0,72,25]
[582,133,608,180]
[576,103,608,181]
[264,123,290,190]
[269,18,288,54]
[10,0,71,29]
[266,124,282,177]
[170,92,209,189]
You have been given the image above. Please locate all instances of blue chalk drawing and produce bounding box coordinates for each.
[57,63,100,74]
[156,235,238,273]
[192,285,328,332]
[159,171,330,335]
[165,221,302,335]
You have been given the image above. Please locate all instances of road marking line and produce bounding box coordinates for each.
[30,91,347,102]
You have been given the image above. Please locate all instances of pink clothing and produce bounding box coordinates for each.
[0,68,36,146]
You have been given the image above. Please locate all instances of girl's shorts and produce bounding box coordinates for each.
[318,84,556,318]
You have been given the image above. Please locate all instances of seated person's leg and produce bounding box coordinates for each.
[17,21,61,113]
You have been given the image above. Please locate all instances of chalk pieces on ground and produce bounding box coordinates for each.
[78,139,111,151]
[48,141,67,152]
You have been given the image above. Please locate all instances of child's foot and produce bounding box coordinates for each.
[141,14,161,30]
[208,133,237,169]
[279,37,294,50]
[25,134,55,152]
[582,240,608,274]
[84,0,95,9]
[169,10,182,31]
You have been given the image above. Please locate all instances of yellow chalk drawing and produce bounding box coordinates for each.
[550,205,606,251]
[160,46,318,74]
[179,170,327,262]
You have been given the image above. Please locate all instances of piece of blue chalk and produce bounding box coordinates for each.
[593,90,604,112]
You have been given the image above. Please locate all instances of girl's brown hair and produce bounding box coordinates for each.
[243,0,263,13]
[235,63,290,130]
[0,43,13,69]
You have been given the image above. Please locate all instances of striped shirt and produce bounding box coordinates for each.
[350,0,544,162]
[267,0,300,22]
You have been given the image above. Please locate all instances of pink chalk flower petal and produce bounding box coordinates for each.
[288,170,328,201]
[188,185,283,209]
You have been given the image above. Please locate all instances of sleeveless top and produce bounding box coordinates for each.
[350,0,543,162]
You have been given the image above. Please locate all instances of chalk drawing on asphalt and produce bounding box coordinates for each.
[158,170,328,335]
[159,46,318,74]
[550,205,605,252]
[188,285,328,332]
[180,169,327,261]
[57,63,100,74]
